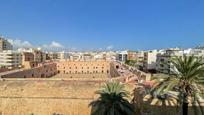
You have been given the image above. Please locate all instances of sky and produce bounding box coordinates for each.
[0,0,204,51]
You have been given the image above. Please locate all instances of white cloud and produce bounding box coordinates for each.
[7,39,64,51]
[41,41,64,51]
[7,39,33,49]
[50,41,63,48]
[41,41,64,49]
[106,45,114,50]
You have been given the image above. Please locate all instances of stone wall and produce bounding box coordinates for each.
[109,62,120,78]
[57,61,110,74]
[1,63,57,78]
[0,79,104,115]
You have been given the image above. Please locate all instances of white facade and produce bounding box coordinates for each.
[156,48,184,74]
[136,51,145,69]
[188,48,204,57]
[58,51,69,60]
[0,50,22,68]
[143,50,162,71]
[116,50,128,62]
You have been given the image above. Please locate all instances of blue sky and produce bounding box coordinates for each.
[0,0,204,51]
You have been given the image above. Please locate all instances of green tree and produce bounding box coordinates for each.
[125,60,137,67]
[151,56,204,115]
[89,81,135,115]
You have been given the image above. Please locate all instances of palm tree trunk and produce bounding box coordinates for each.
[182,102,188,115]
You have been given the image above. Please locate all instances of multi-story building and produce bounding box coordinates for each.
[188,47,204,57]
[58,51,69,60]
[143,50,162,72]
[45,52,59,60]
[136,51,145,70]
[156,48,184,74]
[33,50,45,63]
[116,51,128,62]
[21,52,38,69]
[18,48,46,63]
[0,50,22,69]
[127,50,137,61]
[0,37,13,51]
[22,52,34,62]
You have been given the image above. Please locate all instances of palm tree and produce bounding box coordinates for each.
[151,55,204,115]
[89,81,135,115]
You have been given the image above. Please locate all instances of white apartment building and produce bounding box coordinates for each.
[0,50,22,69]
[116,50,128,62]
[136,51,145,70]
[58,51,69,60]
[188,48,204,57]
[156,48,184,74]
[143,50,163,72]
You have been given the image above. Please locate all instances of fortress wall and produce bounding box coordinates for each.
[0,98,92,115]
[110,62,120,78]
[1,63,57,78]
[0,80,103,115]
[1,61,111,79]
[57,61,110,74]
